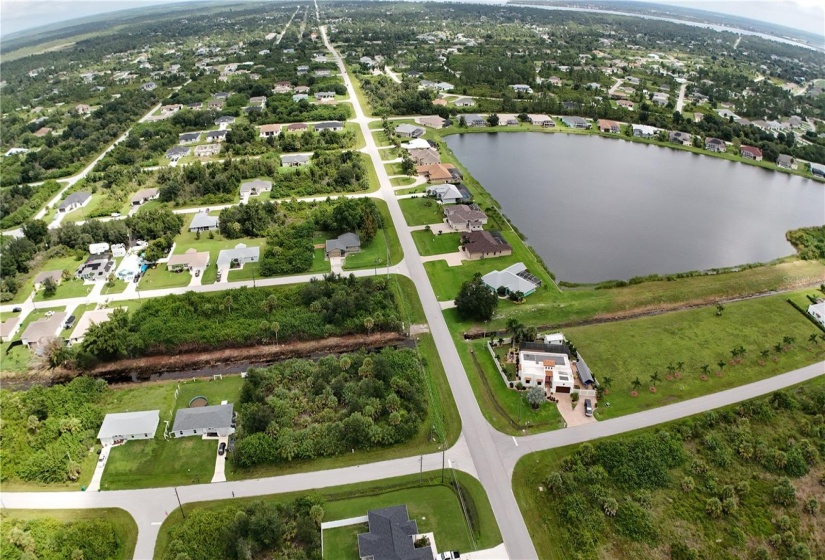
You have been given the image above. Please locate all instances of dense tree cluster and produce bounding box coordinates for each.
[234,348,425,466]
[156,158,281,206]
[77,276,402,362]
[455,273,499,322]
[536,383,825,557]
[1,516,125,560]
[786,226,825,261]
[274,151,369,197]
[0,180,62,229]
[259,222,315,276]
[163,498,323,560]
[0,377,107,484]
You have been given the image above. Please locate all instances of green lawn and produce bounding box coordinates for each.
[398,197,444,226]
[389,275,428,325]
[347,122,366,150]
[227,261,261,282]
[139,264,191,290]
[564,290,825,419]
[360,151,381,193]
[1,508,137,560]
[101,278,130,296]
[101,437,217,490]
[343,199,403,270]
[8,255,85,304]
[379,147,401,161]
[323,524,366,560]
[412,230,461,256]
[373,130,393,147]
[156,470,502,559]
[391,176,417,187]
[33,278,91,301]
[384,162,405,176]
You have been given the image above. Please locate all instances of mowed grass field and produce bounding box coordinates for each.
[565,290,825,419]
[412,230,461,256]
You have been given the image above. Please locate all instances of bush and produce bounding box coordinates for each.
[772,478,797,506]
[614,500,657,544]
[705,497,723,517]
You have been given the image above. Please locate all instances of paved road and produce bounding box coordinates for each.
[675,81,688,113]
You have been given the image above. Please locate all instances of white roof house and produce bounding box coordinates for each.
[69,308,115,345]
[426,184,464,204]
[518,346,574,392]
[481,263,541,296]
[189,212,219,232]
[217,243,260,268]
[808,302,825,327]
[97,410,160,445]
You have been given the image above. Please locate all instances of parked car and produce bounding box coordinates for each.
[584,399,593,417]
[195,269,201,277]
[64,315,76,329]
[218,442,226,456]
[439,552,460,560]
[12,307,22,313]
[111,212,121,217]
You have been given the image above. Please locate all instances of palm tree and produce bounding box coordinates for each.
[701,364,710,376]
[666,363,676,376]
[717,360,726,371]
[223,295,233,314]
[601,376,613,389]
[716,303,725,317]
[676,361,685,372]
[730,348,740,360]
[649,371,660,386]
[760,350,770,361]
[809,333,820,345]
[631,377,642,391]
[271,321,280,345]
[774,342,784,354]
[506,318,523,348]
[783,336,795,347]
[364,316,374,336]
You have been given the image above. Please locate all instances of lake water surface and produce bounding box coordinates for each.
[445,133,825,283]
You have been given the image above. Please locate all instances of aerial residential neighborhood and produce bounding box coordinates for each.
[1,1,824,560]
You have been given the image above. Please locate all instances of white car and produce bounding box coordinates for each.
[439,552,460,560]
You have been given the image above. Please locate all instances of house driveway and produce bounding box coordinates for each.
[330,256,344,274]
[211,436,229,483]
[188,271,203,287]
[553,393,598,427]
[421,251,465,267]
[409,223,452,234]
[86,446,112,492]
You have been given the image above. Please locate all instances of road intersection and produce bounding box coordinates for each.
[2,10,824,560]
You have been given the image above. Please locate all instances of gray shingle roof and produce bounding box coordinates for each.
[325,232,361,254]
[172,404,233,432]
[357,505,433,560]
[58,192,91,210]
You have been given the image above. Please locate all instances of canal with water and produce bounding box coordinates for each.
[445,132,825,283]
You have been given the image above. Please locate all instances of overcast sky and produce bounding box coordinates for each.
[1,0,823,36]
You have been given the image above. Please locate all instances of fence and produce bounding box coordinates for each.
[320,515,369,557]
[486,340,511,387]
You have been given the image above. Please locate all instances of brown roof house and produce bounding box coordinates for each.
[416,163,457,184]
[259,124,281,138]
[131,188,159,206]
[34,270,63,289]
[21,312,66,351]
[740,145,763,161]
[0,316,21,343]
[597,119,621,133]
[408,147,440,166]
[460,231,512,260]
[167,248,210,274]
[444,204,487,232]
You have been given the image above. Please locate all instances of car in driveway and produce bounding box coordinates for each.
[12,307,22,313]
[439,552,460,560]
[584,398,593,417]
[218,442,226,456]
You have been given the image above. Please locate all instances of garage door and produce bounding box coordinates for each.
[555,386,571,394]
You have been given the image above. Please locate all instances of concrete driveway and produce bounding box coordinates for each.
[211,436,229,483]
[86,446,112,492]
[421,251,465,267]
[553,393,598,427]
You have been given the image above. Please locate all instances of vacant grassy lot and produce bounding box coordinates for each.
[156,470,502,559]
[412,230,461,256]
[8,255,84,303]
[513,379,825,560]
[1,508,138,560]
[101,436,217,489]
[565,290,825,419]
[139,264,191,290]
[343,199,403,270]
[33,278,91,302]
[398,197,445,226]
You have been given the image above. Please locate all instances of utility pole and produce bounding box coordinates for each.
[174,487,186,519]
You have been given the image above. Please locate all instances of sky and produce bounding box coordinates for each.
[0,0,823,37]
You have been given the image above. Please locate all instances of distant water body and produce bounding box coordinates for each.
[511,4,822,51]
[446,133,825,283]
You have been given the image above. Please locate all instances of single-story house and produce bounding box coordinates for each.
[194,143,221,158]
[315,121,344,132]
[426,183,467,205]
[34,270,63,289]
[0,317,21,342]
[4,147,30,157]
[314,69,332,78]
[213,92,230,100]
[285,122,308,133]
[206,130,228,142]
[111,244,127,258]
[561,116,590,129]
[187,102,202,110]
[402,138,432,151]
[325,232,361,258]
[454,97,475,107]
[417,163,457,184]
[528,114,554,127]
[669,131,692,145]
[215,116,235,126]
[632,124,657,138]
[281,154,310,167]
[811,163,825,178]
[240,179,272,196]
[498,114,520,126]
[217,243,259,269]
[34,127,52,137]
[68,308,115,345]
[161,104,183,114]
[740,145,763,161]
[249,95,267,105]
[395,123,425,138]
[517,341,574,393]
[98,410,160,446]
[510,84,533,94]
[314,91,336,101]
[21,312,66,351]
[89,242,110,255]
[171,404,235,438]
[651,92,669,106]
[408,147,440,166]
[189,212,219,232]
[292,93,309,102]
[616,99,635,110]
[131,188,159,206]
[208,100,224,110]
[76,254,114,280]
[808,302,825,327]
[777,154,797,169]
[705,137,726,153]
[358,505,435,560]
[141,82,157,91]
[294,86,311,94]
[460,230,512,260]
[166,146,190,161]
[58,192,92,213]
[443,204,487,231]
[462,114,486,127]
[481,262,542,296]
[598,119,621,133]
[179,131,201,144]
[259,124,281,138]
[296,65,309,75]
[75,104,91,115]
[419,115,446,129]
[167,249,210,274]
